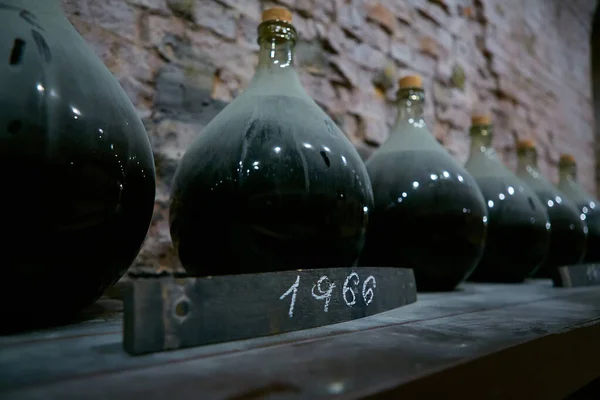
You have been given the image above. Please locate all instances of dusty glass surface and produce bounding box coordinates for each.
[557,155,600,263]
[516,143,587,277]
[0,0,156,324]
[360,79,487,291]
[465,121,550,282]
[170,12,373,275]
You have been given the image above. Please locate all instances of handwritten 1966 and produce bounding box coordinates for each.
[279,272,377,318]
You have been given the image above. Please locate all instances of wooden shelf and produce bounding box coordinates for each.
[1,280,600,399]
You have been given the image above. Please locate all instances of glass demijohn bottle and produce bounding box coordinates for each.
[359,75,487,291]
[557,154,600,263]
[516,140,587,277]
[465,116,550,282]
[169,8,373,275]
[0,0,156,326]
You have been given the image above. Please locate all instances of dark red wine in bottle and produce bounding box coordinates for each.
[558,154,600,263]
[169,8,373,276]
[516,140,587,278]
[359,75,487,292]
[0,0,156,329]
[465,116,550,283]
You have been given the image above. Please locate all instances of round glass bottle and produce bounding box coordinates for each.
[464,116,550,282]
[516,140,587,277]
[359,75,487,291]
[0,0,156,326]
[557,154,600,263]
[169,8,373,275]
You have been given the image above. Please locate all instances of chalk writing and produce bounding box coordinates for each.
[362,276,377,305]
[280,275,300,317]
[312,276,336,312]
[342,272,360,306]
[280,272,377,318]
[587,266,599,281]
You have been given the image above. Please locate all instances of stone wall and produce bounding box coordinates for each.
[61,0,598,271]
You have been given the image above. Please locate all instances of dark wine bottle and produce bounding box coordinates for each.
[0,0,156,326]
[516,140,587,278]
[169,8,373,276]
[558,154,600,263]
[465,116,550,282]
[359,75,487,291]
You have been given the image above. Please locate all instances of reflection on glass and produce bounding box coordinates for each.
[169,8,373,276]
[516,141,587,279]
[0,0,155,327]
[558,154,600,263]
[465,116,550,283]
[359,75,487,292]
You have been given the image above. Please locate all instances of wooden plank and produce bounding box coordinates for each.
[2,282,600,399]
[555,263,600,287]
[566,375,600,399]
[123,267,417,355]
[359,319,600,400]
[0,298,123,347]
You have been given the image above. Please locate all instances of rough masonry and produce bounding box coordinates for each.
[61,0,598,271]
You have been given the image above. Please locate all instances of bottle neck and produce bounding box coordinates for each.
[517,149,538,175]
[248,20,302,92]
[393,89,426,131]
[257,33,295,69]
[559,163,577,183]
[469,125,493,156]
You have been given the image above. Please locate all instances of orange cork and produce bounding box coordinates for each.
[471,115,491,126]
[399,75,423,89]
[559,153,576,164]
[517,139,536,151]
[262,7,293,23]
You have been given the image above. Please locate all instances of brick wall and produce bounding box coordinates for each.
[61,0,598,270]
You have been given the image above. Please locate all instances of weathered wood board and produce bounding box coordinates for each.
[123,267,417,355]
[2,281,600,399]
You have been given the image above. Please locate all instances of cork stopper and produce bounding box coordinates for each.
[399,75,423,89]
[471,115,491,126]
[559,153,576,164]
[516,139,536,151]
[262,7,293,23]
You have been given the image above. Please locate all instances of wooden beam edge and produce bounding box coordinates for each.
[352,319,600,400]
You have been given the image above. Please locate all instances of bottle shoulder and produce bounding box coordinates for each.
[558,180,597,205]
[373,122,444,154]
[465,152,513,178]
[174,92,370,192]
